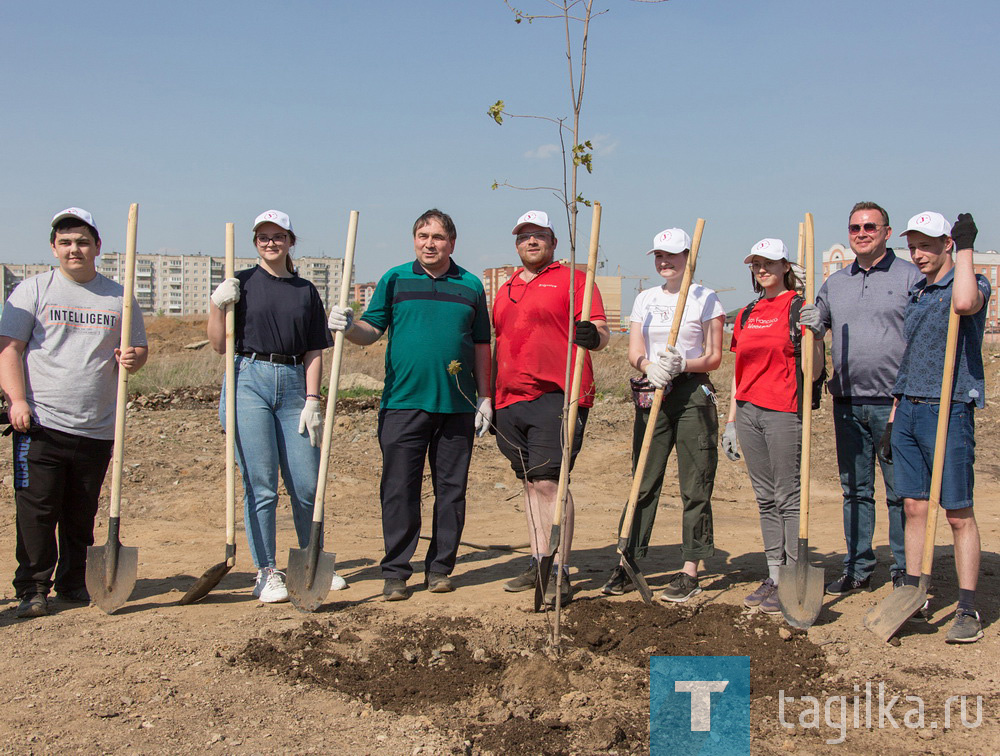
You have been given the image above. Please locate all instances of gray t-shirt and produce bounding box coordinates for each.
[0,270,147,440]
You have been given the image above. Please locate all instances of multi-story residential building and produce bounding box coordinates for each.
[352,282,377,312]
[482,262,624,329]
[822,243,1000,332]
[1,254,348,316]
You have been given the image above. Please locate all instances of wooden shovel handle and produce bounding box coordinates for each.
[799,213,815,537]
[312,210,359,524]
[619,218,706,541]
[552,202,602,531]
[920,305,962,575]
[108,204,138,522]
[224,223,237,562]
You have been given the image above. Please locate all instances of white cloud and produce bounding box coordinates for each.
[590,133,618,156]
[523,143,561,160]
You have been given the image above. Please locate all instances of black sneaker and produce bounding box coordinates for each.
[825,574,872,596]
[16,594,47,618]
[424,571,454,593]
[56,587,91,604]
[659,573,702,603]
[382,578,411,601]
[890,570,906,590]
[543,572,572,606]
[503,560,538,593]
[945,610,983,644]
[601,565,629,596]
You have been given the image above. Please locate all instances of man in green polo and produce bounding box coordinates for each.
[328,209,491,600]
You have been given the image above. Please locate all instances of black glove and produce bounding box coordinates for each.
[573,320,600,350]
[952,213,978,251]
[877,421,893,465]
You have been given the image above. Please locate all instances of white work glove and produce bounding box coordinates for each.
[661,345,686,378]
[798,303,826,338]
[327,305,354,333]
[721,421,741,461]
[644,359,672,389]
[474,396,493,437]
[211,278,240,309]
[298,398,323,447]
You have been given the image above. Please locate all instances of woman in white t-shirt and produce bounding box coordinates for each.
[602,228,725,602]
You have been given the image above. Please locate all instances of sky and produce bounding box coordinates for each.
[4,0,1000,311]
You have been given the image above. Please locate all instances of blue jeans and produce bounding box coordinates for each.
[832,401,905,579]
[220,356,319,570]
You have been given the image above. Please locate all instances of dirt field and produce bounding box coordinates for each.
[0,320,997,754]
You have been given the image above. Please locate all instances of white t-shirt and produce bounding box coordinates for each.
[630,283,725,361]
[0,269,147,440]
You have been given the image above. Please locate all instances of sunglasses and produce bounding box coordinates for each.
[848,223,885,235]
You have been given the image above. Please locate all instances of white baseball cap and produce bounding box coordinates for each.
[647,228,691,255]
[512,210,554,235]
[253,209,294,233]
[900,211,951,238]
[743,238,789,264]
[51,207,97,230]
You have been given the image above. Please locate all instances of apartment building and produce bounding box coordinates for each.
[352,282,377,312]
[482,262,624,329]
[822,243,1000,332]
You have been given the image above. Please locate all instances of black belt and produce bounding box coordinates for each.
[239,352,305,366]
[905,396,939,405]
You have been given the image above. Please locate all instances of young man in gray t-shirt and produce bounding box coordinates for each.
[0,208,148,618]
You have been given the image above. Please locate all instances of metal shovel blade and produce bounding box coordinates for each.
[777,541,824,629]
[85,543,138,615]
[617,539,653,605]
[286,546,336,613]
[178,561,232,605]
[534,554,554,612]
[863,585,928,643]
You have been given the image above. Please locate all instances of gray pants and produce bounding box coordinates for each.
[736,401,800,569]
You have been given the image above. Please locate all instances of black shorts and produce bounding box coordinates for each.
[494,392,589,481]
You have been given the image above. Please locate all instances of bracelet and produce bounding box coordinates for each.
[306,393,322,400]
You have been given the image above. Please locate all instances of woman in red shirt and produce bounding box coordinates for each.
[722,238,822,614]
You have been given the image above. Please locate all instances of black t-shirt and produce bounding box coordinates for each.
[234,265,333,356]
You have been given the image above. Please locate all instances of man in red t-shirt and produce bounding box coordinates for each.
[492,210,609,605]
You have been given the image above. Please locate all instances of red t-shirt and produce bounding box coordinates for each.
[493,263,607,410]
[730,290,798,413]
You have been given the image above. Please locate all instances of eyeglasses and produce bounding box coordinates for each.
[848,223,885,235]
[748,258,784,270]
[256,233,288,245]
[516,231,553,244]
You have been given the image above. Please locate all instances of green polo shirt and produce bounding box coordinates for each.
[361,260,490,413]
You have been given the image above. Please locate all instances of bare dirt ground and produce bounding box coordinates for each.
[0,319,998,754]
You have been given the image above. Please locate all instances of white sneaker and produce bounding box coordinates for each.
[330,571,348,591]
[251,569,266,598]
[258,569,289,603]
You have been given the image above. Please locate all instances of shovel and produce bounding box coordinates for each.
[86,203,140,614]
[287,210,359,612]
[535,202,603,615]
[864,304,961,642]
[180,223,238,605]
[617,218,706,605]
[778,212,824,628]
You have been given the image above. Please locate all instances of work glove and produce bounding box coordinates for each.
[474,396,493,438]
[211,278,240,309]
[952,213,978,251]
[798,303,827,338]
[327,305,354,333]
[661,345,686,378]
[721,421,741,461]
[644,359,672,390]
[298,398,323,447]
[877,421,893,465]
[572,320,601,350]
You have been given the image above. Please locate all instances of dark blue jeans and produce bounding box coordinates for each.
[832,401,905,579]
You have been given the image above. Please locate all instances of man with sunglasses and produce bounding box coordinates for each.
[492,210,609,606]
[799,202,920,597]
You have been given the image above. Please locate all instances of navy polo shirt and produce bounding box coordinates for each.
[892,269,990,408]
[361,259,490,413]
